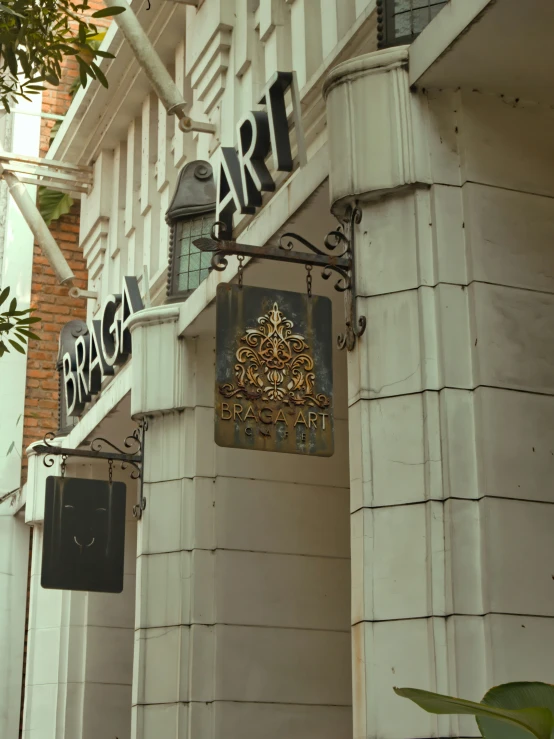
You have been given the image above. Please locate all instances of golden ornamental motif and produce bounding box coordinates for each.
[220,302,330,409]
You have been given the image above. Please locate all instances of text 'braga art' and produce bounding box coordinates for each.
[215,284,334,456]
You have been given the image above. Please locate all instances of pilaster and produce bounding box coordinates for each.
[128,304,353,739]
[325,48,554,739]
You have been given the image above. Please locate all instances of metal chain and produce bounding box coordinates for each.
[305,264,313,298]
[237,255,244,288]
[108,458,113,484]
[61,455,67,478]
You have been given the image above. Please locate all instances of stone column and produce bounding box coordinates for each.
[324,47,554,739]
[129,304,352,739]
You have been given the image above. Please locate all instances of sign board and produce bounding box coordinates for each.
[41,476,126,593]
[216,71,305,236]
[215,284,334,456]
[61,276,144,418]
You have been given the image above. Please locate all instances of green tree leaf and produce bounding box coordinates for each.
[89,61,107,88]
[0,0,120,109]
[16,316,41,325]
[8,339,25,354]
[0,286,10,307]
[91,6,126,17]
[394,687,553,739]
[15,328,40,341]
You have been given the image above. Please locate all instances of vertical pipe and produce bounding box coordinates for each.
[0,167,74,285]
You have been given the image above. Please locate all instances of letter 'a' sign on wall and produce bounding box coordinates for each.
[215,284,334,456]
[41,476,126,593]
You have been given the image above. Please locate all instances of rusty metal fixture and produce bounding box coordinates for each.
[215,284,334,456]
[338,207,367,352]
[195,205,367,351]
[34,419,148,519]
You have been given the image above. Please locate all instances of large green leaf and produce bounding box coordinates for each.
[479,683,554,739]
[394,687,553,739]
[38,187,74,226]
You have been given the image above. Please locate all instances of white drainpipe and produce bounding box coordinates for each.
[0,162,75,285]
[103,0,215,134]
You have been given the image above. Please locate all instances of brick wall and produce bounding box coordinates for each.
[21,2,110,481]
[20,207,88,479]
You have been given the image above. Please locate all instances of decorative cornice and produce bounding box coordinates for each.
[127,304,181,331]
[323,46,410,99]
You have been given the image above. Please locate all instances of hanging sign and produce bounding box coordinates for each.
[41,476,126,593]
[61,276,144,418]
[215,284,334,456]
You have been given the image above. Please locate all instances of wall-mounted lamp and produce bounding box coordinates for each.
[166,160,216,302]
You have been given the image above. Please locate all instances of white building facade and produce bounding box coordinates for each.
[14,0,554,738]
[0,96,43,739]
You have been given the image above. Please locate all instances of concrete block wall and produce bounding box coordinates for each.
[325,48,554,739]
[130,310,352,739]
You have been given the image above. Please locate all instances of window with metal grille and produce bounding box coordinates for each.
[175,214,215,293]
[166,160,216,303]
[377,0,448,49]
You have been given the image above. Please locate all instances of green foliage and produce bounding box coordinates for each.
[395,682,554,739]
[0,0,124,111]
[0,285,41,357]
[38,186,74,226]
[479,683,554,739]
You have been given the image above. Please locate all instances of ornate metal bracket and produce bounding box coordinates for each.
[34,419,149,519]
[193,205,367,350]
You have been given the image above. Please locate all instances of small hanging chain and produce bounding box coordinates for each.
[305,264,313,298]
[61,455,67,478]
[108,458,113,484]
[237,255,244,289]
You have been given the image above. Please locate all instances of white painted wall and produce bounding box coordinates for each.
[0,94,42,739]
[129,310,352,739]
[326,47,554,739]
[65,0,377,315]
[23,457,137,739]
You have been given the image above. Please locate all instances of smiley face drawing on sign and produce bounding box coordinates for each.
[41,476,126,593]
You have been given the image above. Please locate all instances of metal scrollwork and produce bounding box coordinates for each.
[278,231,351,292]
[193,204,366,351]
[42,432,58,468]
[219,301,331,408]
[34,420,149,519]
[337,206,367,351]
